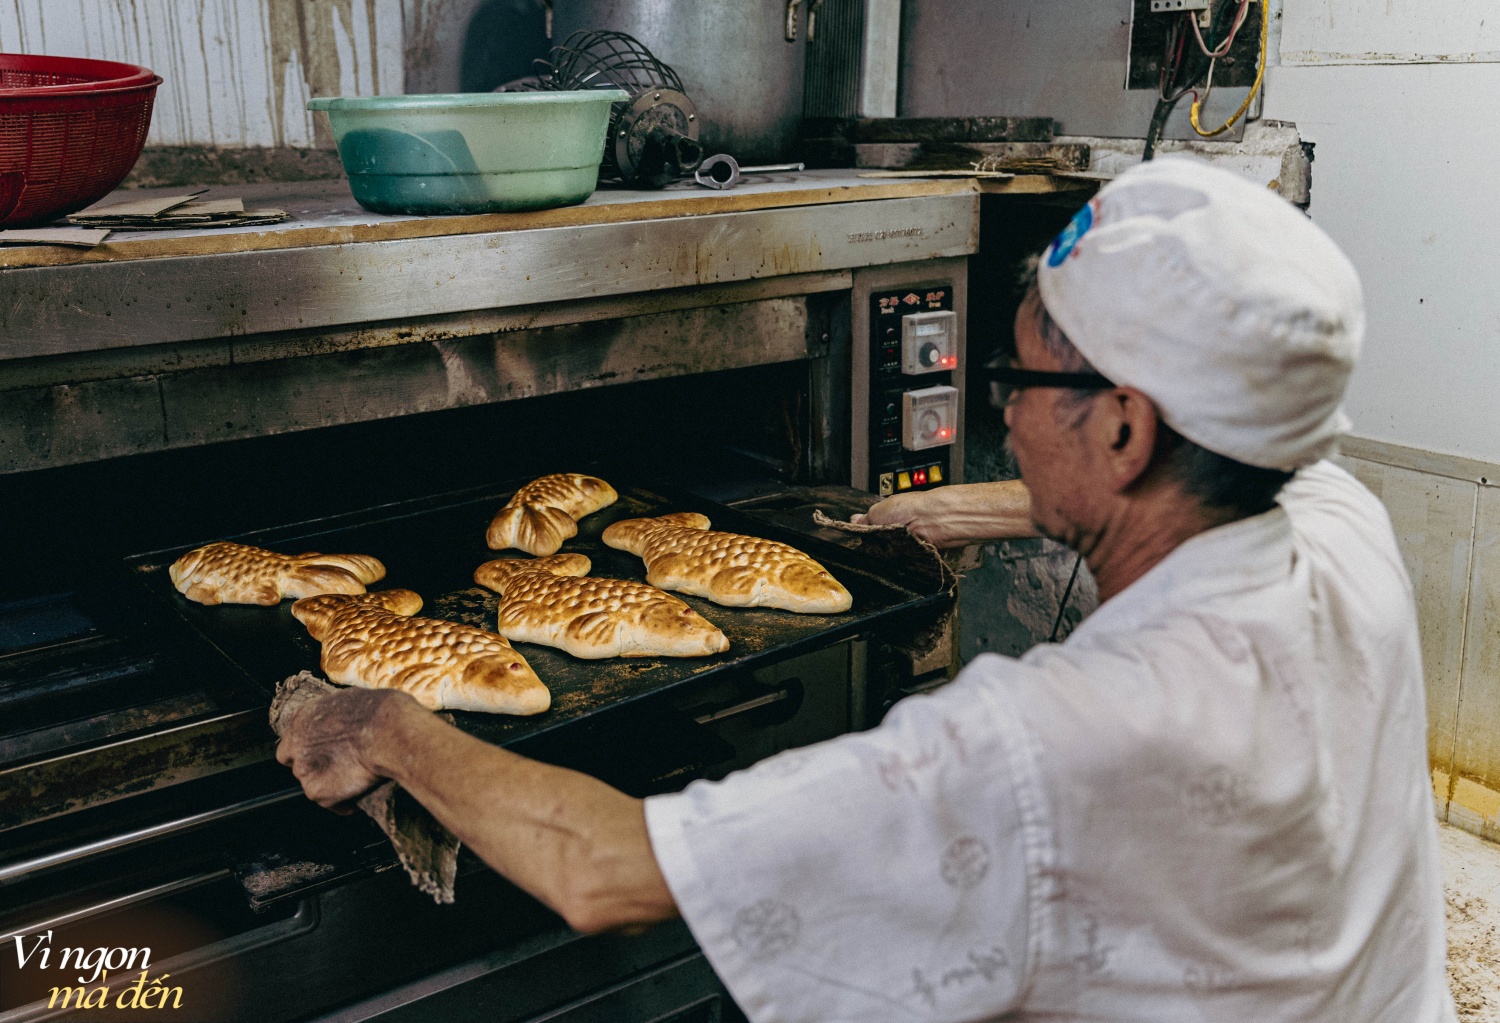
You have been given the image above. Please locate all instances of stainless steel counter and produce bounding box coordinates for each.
[0,172,979,473]
[0,173,977,359]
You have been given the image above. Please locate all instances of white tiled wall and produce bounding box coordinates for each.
[1337,439,1500,841]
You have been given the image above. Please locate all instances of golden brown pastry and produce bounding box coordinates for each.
[169,541,386,606]
[474,554,729,659]
[601,513,853,614]
[486,474,619,556]
[290,590,550,715]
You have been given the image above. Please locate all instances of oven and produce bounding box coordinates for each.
[0,175,976,1022]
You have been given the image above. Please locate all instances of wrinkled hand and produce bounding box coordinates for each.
[276,687,411,811]
[852,490,965,548]
[851,481,1039,548]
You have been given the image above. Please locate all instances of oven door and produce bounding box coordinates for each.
[0,639,852,1023]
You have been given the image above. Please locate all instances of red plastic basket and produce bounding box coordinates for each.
[0,54,156,94]
[0,76,159,227]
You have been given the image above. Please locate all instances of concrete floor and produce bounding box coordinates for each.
[1443,823,1500,1020]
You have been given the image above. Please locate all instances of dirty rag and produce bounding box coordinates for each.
[812,508,960,592]
[270,671,460,904]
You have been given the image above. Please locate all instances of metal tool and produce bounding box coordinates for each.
[695,155,806,190]
[536,30,702,189]
[552,1,809,164]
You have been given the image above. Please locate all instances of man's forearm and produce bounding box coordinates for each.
[369,704,677,932]
[859,479,1039,547]
[922,480,1038,543]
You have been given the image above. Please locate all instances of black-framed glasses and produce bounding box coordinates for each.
[986,366,1115,408]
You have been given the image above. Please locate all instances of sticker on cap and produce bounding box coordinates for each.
[1046,202,1095,267]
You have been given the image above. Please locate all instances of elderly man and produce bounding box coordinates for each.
[277,159,1455,1022]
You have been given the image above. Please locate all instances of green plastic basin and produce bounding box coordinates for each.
[308,90,628,216]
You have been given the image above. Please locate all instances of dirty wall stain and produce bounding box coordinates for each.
[0,0,398,148]
[265,0,362,147]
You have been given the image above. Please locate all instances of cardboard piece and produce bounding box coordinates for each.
[71,193,200,220]
[0,227,111,247]
[67,194,289,231]
[167,198,245,216]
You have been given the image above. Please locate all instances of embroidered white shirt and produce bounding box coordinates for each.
[645,461,1455,1022]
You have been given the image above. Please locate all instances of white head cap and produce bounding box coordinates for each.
[1036,157,1364,470]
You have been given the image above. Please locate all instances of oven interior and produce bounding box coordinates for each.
[0,316,948,1023]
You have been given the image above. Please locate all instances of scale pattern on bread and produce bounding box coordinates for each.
[169,541,386,606]
[486,474,619,556]
[474,554,729,659]
[290,590,550,715]
[601,513,853,614]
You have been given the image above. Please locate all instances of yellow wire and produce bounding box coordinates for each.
[1190,0,1269,138]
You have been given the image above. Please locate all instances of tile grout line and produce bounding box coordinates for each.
[1445,482,1483,820]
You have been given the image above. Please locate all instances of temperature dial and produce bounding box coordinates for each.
[901,310,958,375]
[902,385,959,451]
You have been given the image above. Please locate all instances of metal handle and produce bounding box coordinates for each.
[0,787,303,887]
[2,869,230,942]
[693,688,792,725]
[695,154,741,190]
[785,0,803,41]
[741,162,806,174]
[691,677,803,727]
[1,886,318,1023]
[695,156,805,191]
[808,0,827,42]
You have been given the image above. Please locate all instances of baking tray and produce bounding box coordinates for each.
[124,477,948,750]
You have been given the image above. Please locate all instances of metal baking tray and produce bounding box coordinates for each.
[124,477,948,751]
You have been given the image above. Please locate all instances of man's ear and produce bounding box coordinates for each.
[1084,387,1160,493]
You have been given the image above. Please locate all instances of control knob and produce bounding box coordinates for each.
[900,310,957,376]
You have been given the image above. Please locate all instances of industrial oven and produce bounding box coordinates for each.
[0,173,977,1022]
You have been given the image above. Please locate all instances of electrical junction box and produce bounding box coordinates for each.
[901,310,958,376]
[902,385,959,451]
[1127,0,1263,90]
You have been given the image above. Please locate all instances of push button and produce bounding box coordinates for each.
[897,471,913,490]
[928,463,944,483]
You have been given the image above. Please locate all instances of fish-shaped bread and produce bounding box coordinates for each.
[474,554,729,659]
[290,590,550,715]
[170,541,386,606]
[601,513,853,614]
[486,474,618,556]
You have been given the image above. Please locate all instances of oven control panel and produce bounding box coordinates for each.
[901,311,958,376]
[902,385,959,450]
[870,286,956,497]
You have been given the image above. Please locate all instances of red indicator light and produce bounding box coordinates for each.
[938,428,952,439]
[942,356,957,367]
[913,469,928,485]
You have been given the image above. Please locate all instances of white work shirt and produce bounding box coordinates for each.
[645,461,1455,1022]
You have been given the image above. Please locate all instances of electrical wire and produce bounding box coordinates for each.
[1048,552,1084,643]
[1147,13,1194,161]
[1190,0,1250,58]
[1143,94,1180,162]
[1159,16,1191,101]
[1190,0,1269,138]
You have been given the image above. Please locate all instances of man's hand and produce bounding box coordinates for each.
[853,490,962,547]
[276,685,676,932]
[275,686,411,811]
[852,480,1040,548]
